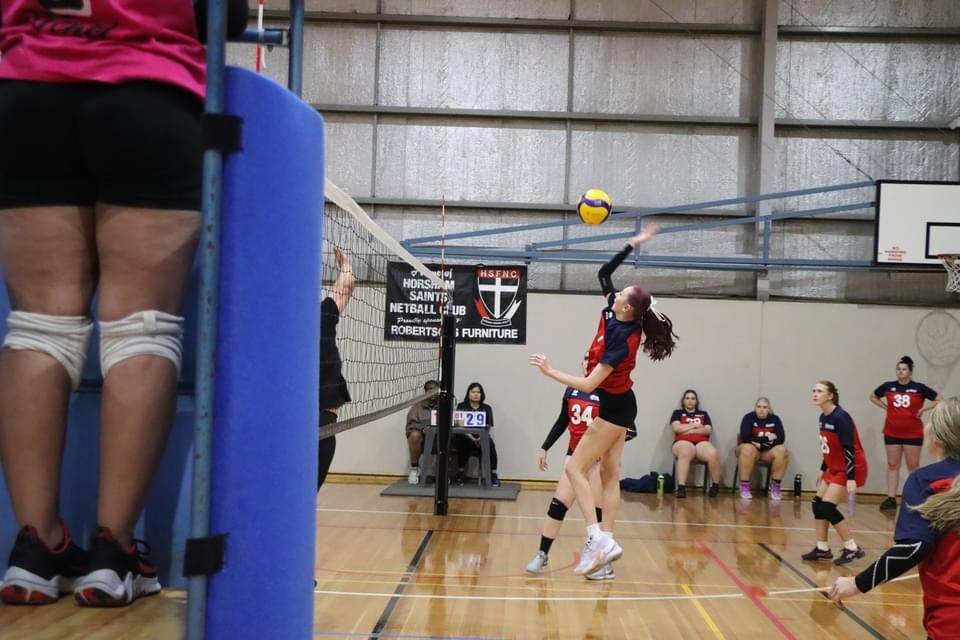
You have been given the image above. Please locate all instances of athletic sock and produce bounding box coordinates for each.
[843,538,858,551]
[586,523,601,539]
[539,536,554,554]
[817,541,830,551]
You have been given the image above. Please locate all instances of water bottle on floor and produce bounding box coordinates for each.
[793,474,802,498]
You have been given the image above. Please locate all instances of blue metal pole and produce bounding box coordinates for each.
[403,180,876,246]
[187,0,227,638]
[288,0,305,96]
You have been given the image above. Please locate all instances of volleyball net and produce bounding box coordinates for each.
[320,180,446,438]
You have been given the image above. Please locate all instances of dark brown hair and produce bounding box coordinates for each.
[625,287,677,361]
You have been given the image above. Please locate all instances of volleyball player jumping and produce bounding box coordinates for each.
[529,226,677,576]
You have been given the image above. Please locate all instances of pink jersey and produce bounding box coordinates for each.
[0,1,206,98]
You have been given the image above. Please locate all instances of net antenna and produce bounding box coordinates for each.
[254,0,267,72]
[940,254,960,293]
[321,179,446,438]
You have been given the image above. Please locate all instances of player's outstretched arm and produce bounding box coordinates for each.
[597,225,659,296]
[529,354,612,393]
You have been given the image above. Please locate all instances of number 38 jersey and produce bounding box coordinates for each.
[874,380,938,439]
[541,388,601,454]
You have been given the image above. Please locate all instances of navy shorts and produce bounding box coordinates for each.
[596,388,637,429]
[0,80,202,210]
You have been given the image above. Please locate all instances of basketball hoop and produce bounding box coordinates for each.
[939,254,960,293]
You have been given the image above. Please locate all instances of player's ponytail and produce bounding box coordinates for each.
[625,287,678,361]
[640,305,677,361]
[818,380,840,406]
[910,474,960,535]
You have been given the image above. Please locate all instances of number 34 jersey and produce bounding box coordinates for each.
[873,381,938,439]
[564,388,601,452]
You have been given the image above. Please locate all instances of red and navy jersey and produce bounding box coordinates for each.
[739,412,785,450]
[586,292,642,394]
[818,406,867,483]
[894,458,960,639]
[874,380,938,439]
[671,409,712,444]
[541,387,601,453]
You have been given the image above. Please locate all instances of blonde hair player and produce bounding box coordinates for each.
[832,398,960,640]
[803,381,868,566]
[529,226,677,576]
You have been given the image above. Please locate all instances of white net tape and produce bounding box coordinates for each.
[941,255,960,293]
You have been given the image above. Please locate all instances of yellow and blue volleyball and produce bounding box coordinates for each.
[577,189,612,225]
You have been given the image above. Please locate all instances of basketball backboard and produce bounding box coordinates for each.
[875,180,960,266]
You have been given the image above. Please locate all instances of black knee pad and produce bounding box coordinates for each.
[821,501,844,525]
[811,497,825,520]
[547,498,569,521]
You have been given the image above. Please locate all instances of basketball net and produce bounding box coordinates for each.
[940,255,960,293]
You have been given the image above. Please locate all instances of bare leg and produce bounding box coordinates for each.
[885,444,903,498]
[768,445,789,481]
[903,444,922,474]
[0,206,96,548]
[95,205,199,546]
[737,443,758,482]
[822,482,853,541]
[696,441,722,484]
[599,432,625,533]
[542,457,578,540]
[672,441,695,485]
[564,420,621,529]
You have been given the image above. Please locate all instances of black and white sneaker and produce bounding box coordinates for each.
[800,546,834,562]
[74,527,161,607]
[833,547,866,566]
[0,523,89,605]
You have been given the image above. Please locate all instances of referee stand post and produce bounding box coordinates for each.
[434,303,457,516]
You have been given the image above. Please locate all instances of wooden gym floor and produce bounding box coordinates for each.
[0,479,924,639]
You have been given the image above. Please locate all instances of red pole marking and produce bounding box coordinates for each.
[695,539,797,640]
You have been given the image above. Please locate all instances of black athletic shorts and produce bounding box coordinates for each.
[596,388,637,428]
[0,80,203,210]
[884,434,924,447]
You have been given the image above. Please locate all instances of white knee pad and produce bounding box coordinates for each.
[3,311,94,389]
[99,310,184,377]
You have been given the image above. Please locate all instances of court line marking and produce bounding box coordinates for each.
[316,506,894,536]
[758,542,885,640]
[315,574,920,601]
[696,539,797,640]
[313,574,918,602]
[316,566,797,590]
[681,584,728,640]
[370,530,433,638]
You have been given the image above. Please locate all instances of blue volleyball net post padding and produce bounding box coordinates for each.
[193,66,324,639]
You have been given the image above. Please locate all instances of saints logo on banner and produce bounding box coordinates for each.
[385,262,526,344]
[475,267,523,328]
